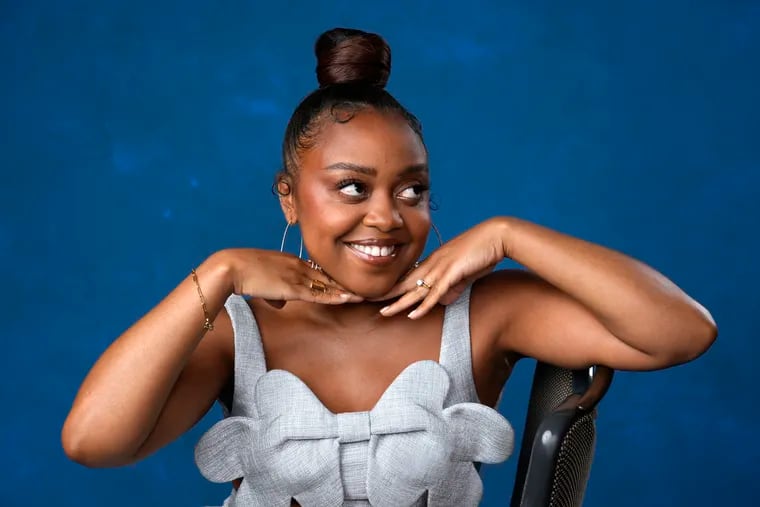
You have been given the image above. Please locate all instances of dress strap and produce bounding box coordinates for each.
[438,285,480,405]
[224,294,267,416]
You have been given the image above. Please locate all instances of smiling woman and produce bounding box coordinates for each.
[61,27,717,507]
[281,110,432,297]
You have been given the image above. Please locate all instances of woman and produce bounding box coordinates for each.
[62,28,717,506]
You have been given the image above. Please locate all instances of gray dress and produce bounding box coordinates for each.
[195,286,514,506]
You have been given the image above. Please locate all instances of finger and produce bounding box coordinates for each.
[298,272,363,304]
[299,285,363,304]
[404,264,464,319]
[301,259,337,283]
[309,291,364,304]
[407,282,448,319]
[298,260,362,296]
[378,282,415,302]
[379,282,430,317]
[438,266,494,305]
[378,261,439,301]
[398,259,425,282]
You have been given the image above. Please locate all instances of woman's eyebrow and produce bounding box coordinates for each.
[324,162,376,175]
[323,162,428,176]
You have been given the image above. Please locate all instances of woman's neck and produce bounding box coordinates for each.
[291,299,397,329]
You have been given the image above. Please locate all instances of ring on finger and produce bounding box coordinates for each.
[416,278,432,290]
[310,279,328,294]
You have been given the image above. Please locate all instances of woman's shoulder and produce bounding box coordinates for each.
[468,269,547,346]
[471,268,545,311]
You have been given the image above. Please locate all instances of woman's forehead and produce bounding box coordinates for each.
[303,110,427,173]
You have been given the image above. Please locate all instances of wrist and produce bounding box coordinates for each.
[198,250,236,296]
[491,216,518,260]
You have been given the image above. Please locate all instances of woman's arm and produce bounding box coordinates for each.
[493,217,717,370]
[61,253,235,467]
[380,216,717,371]
[62,248,361,468]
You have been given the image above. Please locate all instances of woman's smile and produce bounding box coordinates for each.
[345,241,400,265]
[343,236,405,266]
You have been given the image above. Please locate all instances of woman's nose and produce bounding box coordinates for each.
[362,195,403,231]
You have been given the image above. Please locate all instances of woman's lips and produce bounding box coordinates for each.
[345,243,399,265]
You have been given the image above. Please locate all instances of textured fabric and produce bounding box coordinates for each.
[196,286,514,506]
[438,286,481,406]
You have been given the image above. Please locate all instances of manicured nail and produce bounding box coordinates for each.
[407,309,419,319]
[379,306,390,315]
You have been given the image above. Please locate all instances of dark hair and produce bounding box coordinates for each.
[275,28,425,195]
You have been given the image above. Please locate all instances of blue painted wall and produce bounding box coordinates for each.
[1,1,757,505]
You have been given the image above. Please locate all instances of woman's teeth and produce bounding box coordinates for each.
[348,244,397,257]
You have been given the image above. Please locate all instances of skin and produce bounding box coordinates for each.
[61,108,717,502]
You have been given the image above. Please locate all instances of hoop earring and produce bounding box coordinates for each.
[431,222,443,247]
[280,221,304,259]
[408,222,444,274]
[279,222,290,252]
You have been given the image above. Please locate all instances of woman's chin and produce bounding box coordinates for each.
[326,271,401,301]
[344,282,397,302]
[353,289,393,302]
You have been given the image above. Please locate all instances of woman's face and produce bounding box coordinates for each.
[286,108,430,299]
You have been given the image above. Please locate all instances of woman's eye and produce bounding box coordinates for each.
[398,184,427,200]
[338,182,366,197]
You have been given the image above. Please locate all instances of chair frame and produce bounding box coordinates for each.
[509,362,614,507]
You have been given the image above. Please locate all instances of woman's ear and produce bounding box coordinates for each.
[276,177,297,224]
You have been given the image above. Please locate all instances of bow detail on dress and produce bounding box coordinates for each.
[195,360,514,506]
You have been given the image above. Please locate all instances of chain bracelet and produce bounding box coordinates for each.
[191,268,215,331]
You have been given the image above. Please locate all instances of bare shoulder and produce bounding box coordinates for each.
[470,269,548,323]
[469,269,551,360]
[471,268,647,371]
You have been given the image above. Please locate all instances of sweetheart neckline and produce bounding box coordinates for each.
[257,359,447,416]
[224,286,482,418]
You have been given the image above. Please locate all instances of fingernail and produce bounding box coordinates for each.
[379,306,390,315]
[407,309,418,319]
[340,293,352,299]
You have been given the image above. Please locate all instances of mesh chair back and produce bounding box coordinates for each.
[510,362,612,507]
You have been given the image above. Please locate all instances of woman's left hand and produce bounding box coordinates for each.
[378,217,509,319]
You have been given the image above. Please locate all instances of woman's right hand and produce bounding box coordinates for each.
[218,248,363,307]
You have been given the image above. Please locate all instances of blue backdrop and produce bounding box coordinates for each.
[1,1,757,505]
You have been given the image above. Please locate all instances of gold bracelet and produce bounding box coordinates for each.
[191,268,215,331]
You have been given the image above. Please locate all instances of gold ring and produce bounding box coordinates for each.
[416,278,432,290]
[310,279,328,293]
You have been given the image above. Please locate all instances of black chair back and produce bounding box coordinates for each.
[510,362,614,507]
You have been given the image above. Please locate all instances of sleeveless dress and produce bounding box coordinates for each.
[195,286,514,506]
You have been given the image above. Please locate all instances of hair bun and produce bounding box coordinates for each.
[315,28,391,88]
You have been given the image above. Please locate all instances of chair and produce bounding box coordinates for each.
[508,362,614,507]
